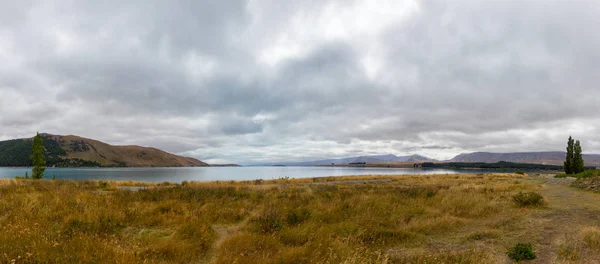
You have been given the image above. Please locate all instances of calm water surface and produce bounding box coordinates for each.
[0,166,503,183]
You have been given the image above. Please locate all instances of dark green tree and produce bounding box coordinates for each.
[573,140,584,174]
[30,133,46,179]
[564,136,574,174]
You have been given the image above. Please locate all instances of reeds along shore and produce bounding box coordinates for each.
[0,174,542,263]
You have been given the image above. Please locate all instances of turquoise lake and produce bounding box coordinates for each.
[0,166,507,183]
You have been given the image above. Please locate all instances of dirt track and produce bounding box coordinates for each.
[527,176,600,263]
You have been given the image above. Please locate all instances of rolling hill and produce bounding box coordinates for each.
[449,151,600,166]
[0,134,209,167]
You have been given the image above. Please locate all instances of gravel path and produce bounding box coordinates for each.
[530,173,576,185]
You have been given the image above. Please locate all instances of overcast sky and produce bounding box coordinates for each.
[1,0,600,164]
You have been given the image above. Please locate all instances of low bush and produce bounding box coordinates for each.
[556,169,600,179]
[286,208,311,226]
[254,204,284,233]
[98,181,109,189]
[512,192,544,207]
[507,243,536,261]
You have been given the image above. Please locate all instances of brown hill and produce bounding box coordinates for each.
[44,134,208,167]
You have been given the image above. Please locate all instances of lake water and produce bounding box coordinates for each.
[0,167,503,183]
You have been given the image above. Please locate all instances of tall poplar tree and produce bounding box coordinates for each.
[564,136,574,174]
[573,140,584,174]
[30,133,46,179]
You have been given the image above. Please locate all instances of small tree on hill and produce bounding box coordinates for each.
[30,133,46,179]
[573,140,584,174]
[564,136,574,174]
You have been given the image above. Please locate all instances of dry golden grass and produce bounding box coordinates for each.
[556,226,600,263]
[0,174,548,263]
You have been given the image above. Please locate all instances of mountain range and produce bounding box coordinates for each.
[262,152,600,167]
[2,133,600,168]
[264,154,437,166]
[0,134,208,167]
[449,151,600,166]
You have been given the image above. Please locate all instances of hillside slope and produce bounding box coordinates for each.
[450,151,600,166]
[0,134,208,167]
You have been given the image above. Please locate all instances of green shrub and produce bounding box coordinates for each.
[556,170,600,179]
[512,192,544,207]
[98,181,109,189]
[507,243,536,261]
[515,171,525,175]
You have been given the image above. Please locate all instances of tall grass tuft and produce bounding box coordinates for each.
[512,192,544,207]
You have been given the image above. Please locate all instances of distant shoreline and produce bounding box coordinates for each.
[306,161,567,172]
[208,164,241,167]
[0,165,217,169]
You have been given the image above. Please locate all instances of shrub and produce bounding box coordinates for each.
[512,192,544,207]
[286,208,311,226]
[98,181,109,189]
[556,170,600,179]
[507,243,536,261]
[254,205,284,233]
[515,171,525,175]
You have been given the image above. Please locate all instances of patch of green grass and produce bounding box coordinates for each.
[507,243,536,261]
[555,169,600,179]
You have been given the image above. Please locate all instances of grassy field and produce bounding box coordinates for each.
[1,173,600,263]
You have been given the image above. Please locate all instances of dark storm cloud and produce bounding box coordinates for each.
[1,0,600,163]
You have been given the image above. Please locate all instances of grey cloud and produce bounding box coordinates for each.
[1,0,600,164]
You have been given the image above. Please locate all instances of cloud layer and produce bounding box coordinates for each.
[1,0,600,164]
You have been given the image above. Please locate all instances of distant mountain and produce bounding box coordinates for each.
[264,154,437,166]
[0,133,209,167]
[449,151,600,166]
